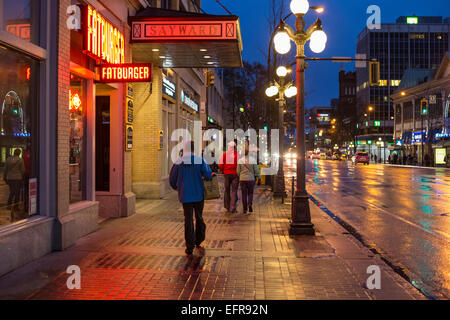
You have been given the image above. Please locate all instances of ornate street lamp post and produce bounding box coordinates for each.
[266,67,298,198]
[273,0,327,235]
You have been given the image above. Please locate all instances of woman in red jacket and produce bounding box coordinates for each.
[219,142,240,213]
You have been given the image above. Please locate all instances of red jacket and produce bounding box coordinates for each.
[219,150,239,175]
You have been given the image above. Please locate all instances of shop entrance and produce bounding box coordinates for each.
[95,96,110,192]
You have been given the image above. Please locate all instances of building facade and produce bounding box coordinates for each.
[356,16,450,162]
[392,52,450,166]
[307,106,336,153]
[337,71,357,148]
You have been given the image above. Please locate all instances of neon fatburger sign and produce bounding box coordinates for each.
[98,63,152,83]
[84,5,125,64]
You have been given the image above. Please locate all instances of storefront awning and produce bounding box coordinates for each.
[129,8,243,68]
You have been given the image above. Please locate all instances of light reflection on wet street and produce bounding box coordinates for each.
[285,160,450,299]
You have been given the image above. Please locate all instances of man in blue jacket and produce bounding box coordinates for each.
[170,141,213,256]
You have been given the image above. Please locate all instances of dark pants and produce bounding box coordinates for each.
[7,180,22,209]
[224,174,239,211]
[240,181,255,212]
[24,175,29,212]
[182,201,206,251]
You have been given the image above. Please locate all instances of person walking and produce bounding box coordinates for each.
[3,149,25,213]
[219,141,240,213]
[23,144,31,213]
[237,148,261,214]
[170,141,213,256]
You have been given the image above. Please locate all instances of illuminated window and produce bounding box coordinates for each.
[0,45,39,225]
[69,74,87,204]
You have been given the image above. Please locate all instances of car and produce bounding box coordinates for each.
[311,153,321,160]
[354,152,370,165]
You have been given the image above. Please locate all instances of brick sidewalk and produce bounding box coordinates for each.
[0,183,425,300]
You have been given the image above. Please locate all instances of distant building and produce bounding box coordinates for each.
[391,52,450,167]
[337,71,357,148]
[356,15,450,162]
[308,106,336,152]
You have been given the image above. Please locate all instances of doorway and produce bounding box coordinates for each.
[95,96,110,192]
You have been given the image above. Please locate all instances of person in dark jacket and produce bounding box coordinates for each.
[170,141,213,256]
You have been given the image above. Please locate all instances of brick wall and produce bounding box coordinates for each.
[57,0,71,218]
[132,68,163,199]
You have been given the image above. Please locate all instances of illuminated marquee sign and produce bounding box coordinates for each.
[84,5,125,64]
[131,19,238,42]
[98,64,152,83]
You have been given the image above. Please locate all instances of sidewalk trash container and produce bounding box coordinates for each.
[258,164,268,185]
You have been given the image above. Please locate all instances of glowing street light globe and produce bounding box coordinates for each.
[290,0,309,15]
[310,30,327,45]
[274,31,291,54]
[309,30,327,53]
[285,86,298,98]
[276,66,288,77]
[265,85,279,97]
[309,40,326,53]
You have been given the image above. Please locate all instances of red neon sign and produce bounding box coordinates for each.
[83,5,125,64]
[131,19,238,42]
[69,89,82,112]
[98,63,152,83]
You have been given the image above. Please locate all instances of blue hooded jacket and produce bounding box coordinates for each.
[169,154,213,203]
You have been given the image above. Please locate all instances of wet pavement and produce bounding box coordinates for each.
[0,178,423,300]
[287,159,450,299]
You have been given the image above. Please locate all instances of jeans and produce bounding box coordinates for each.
[240,181,255,212]
[182,201,206,251]
[224,174,239,211]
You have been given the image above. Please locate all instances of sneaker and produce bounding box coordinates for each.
[249,206,253,213]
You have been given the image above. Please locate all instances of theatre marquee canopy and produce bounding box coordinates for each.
[129,8,243,68]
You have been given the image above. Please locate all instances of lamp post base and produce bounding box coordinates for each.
[289,194,315,235]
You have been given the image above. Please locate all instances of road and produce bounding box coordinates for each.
[284,159,450,299]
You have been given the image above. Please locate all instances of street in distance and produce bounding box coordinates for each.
[180,304,269,317]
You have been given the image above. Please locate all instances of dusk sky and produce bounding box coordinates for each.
[202,0,450,109]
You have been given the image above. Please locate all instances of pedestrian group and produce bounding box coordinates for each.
[170,141,261,257]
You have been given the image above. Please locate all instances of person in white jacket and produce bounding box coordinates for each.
[237,148,260,214]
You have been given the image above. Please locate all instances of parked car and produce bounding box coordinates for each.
[354,152,370,165]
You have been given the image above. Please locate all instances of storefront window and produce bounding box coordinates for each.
[69,74,86,203]
[1,0,40,45]
[0,45,38,226]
